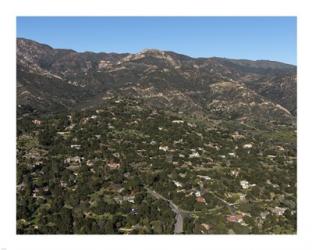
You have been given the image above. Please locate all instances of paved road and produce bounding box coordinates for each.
[144,187,233,233]
[145,187,184,234]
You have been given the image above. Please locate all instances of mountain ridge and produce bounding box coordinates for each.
[16,38,297,124]
[17,37,296,67]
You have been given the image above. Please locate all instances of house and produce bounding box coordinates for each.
[16,183,25,191]
[123,195,135,203]
[159,145,169,152]
[226,214,244,223]
[196,196,206,203]
[119,227,135,234]
[267,155,276,159]
[276,145,285,151]
[86,160,94,167]
[67,165,81,171]
[82,117,90,124]
[174,139,183,144]
[172,120,184,124]
[96,109,104,114]
[70,144,81,150]
[60,181,67,188]
[239,194,246,201]
[32,119,42,126]
[240,180,248,189]
[240,180,256,189]
[107,161,120,170]
[187,122,197,128]
[272,207,287,216]
[200,223,211,231]
[57,131,70,136]
[173,180,183,187]
[189,152,200,158]
[64,156,82,171]
[32,161,43,168]
[64,156,81,164]
[231,132,245,140]
[260,211,269,220]
[32,188,40,198]
[113,152,120,158]
[179,173,187,178]
[108,124,115,129]
[65,124,76,131]
[150,140,157,145]
[195,191,201,197]
[243,143,253,149]
[130,208,138,214]
[228,152,236,157]
[197,175,211,181]
[230,169,240,177]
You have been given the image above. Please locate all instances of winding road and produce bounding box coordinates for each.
[145,187,184,234]
[144,187,233,234]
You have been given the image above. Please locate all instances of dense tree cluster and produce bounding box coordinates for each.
[17,97,296,234]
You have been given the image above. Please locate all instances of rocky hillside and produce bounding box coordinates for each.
[17,38,296,123]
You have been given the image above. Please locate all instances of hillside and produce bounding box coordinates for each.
[16,38,297,234]
[17,38,296,120]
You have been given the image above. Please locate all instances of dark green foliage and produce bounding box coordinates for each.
[16,97,296,234]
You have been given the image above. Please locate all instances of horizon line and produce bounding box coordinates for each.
[17,36,297,66]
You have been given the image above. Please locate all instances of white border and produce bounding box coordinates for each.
[1,1,311,250]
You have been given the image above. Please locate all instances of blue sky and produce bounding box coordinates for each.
[17,17,296,65]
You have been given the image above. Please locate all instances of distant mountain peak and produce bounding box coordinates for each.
[141,48,164,54]
[16,38,296,119]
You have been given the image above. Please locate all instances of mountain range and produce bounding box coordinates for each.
[17,38,296,124]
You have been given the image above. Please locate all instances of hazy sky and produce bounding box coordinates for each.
[17,16,297,65]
